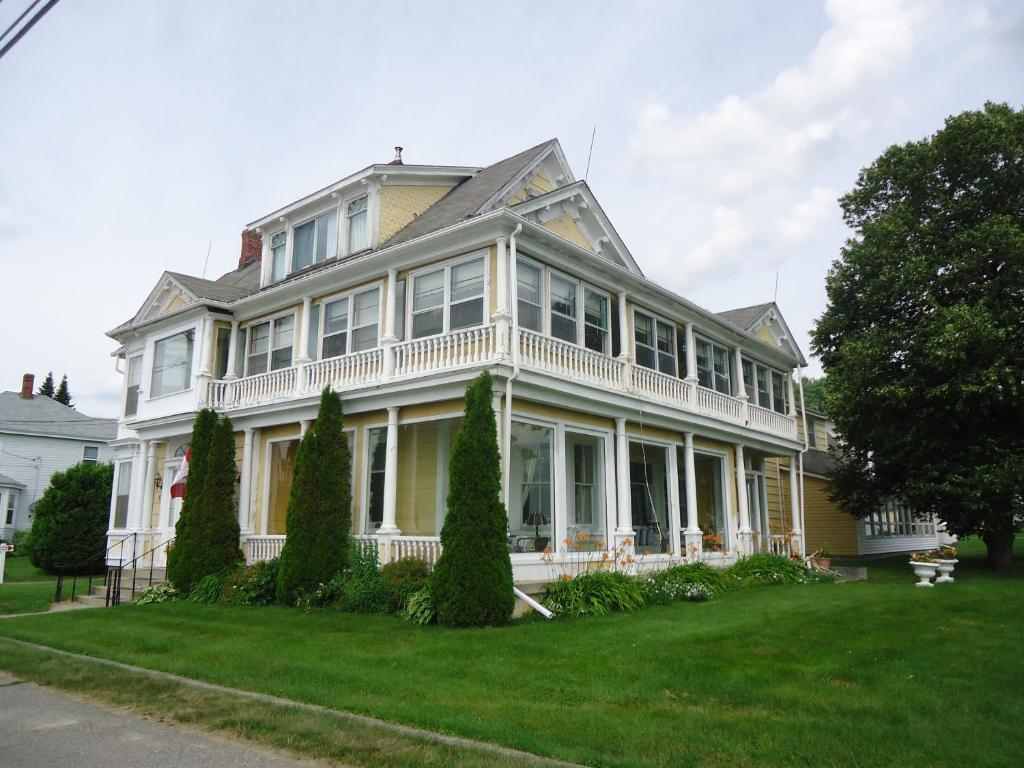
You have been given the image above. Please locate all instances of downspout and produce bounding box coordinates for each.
[797,367,809,557]
[503,223,523,513]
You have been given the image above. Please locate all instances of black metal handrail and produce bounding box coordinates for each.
[54,531,136,604]
[106,536,175,606]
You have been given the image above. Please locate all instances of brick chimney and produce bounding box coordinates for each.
[239,229,263,269]
[21,373,34,399]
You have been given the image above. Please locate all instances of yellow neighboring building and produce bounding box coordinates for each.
[106,140,819,583]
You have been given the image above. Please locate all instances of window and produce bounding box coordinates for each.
[696,338,732,394]
[635,311,676,375]
[267,440,299,535]
[321,288,380,358]
[771,371,787,414]
[125,355,142,417]
[151,330,194,397]
[741,358,755,402]
[549,274,577,343]
[214,326,231,379]
[5,491,17,526]
[366,427,387,530]
[410,255,486,339]
[745,357,789,413]
[510,421,553,551]
[246,315,294,375]
[566,433,605,543]
[292,209,338,272]
[114,462,132,528]
[694,453,727,551]
[82,446,99,465]
[630,442,670,554]
[757,365,771,408]
[807,416,817,448]
[347,195,369,253]
[270,231,287,282]
[583,288,609,353]
[516,262,543,332]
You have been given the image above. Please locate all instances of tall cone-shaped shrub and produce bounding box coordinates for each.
[197,415,243,576]
[430,371,514,626]
[276,388,352,604]
[167,408,218,592]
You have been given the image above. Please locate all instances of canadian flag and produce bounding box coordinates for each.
[170,448,190,499]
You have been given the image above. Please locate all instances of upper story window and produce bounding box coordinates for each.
[634,310,676,375]
[82,446,99,465]
[293,209,338,272]
[270,232,288,282]
[247,314,294,375]
[771,371,787,414]
[410,255,486,339]
[744,356,789,413]
[550,274,577,343]
[696,337,732,394]
[151,330,194,398]
[321,287,381,358]
[348,196,369,253]
[517,262,543,332]
[125,355,142,417]
[516,259,610,354]
[807,415,818,448]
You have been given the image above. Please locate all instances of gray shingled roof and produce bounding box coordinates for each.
[0,392,117,441]
[0,472,25,488]
[803,448,837,478]
[716,302,775,331]
[384,140,555,247]
[169,266,258,303]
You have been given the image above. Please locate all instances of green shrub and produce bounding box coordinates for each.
[10,530,31,556]
[542,571,647,617]
[644,562,729,604]
[341,541,391,613]
[381,557,430,611]
[132,584,178,605]
[167,409,217,592]
[295,573,347,610]
[277,388,352,605]
[430,372,514,627]
[220,559,279,605]
[401,587,436,625]
[198,415,243,577]
[187,572,228,603]
[728,553,812,585]
[27,462,113,574]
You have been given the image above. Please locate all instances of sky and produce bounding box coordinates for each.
[1,0,1021,418]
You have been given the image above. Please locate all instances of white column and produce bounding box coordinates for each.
[225,320,240,379]
[238,428,255,535]
[382,269,398,378]
[494,238,510,359]
[199,317,214,376]
[129,441,149,532]
[682,432,702,557]
[789,453,802,540]
[617,293,630,361]
[734,444,752,555]
[296,296,312,363]
[299,419,311,437]
[378,406,401,535]
[492,393,504,505]
[734,347,747,399]
[140,441,160,534]
[613,418,633,550]
[787,372,797,417]
[684,323,698,382]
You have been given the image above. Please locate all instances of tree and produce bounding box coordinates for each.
[811,102,1024,570]
[54,374,72,407]
[276,388,352,604]
[800,376,828,415]
[197,415,243,577]
[166,408,218,592]
[37,372,55,398]
[430,372,514,626]
[27,462,113,574]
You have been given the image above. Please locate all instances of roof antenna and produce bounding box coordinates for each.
[773,267,780,303]
[201,241,212,279]
[584,123,597,181]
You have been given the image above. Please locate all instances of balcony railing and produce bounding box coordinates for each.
[244,533,442,566]
[204,326,797,441]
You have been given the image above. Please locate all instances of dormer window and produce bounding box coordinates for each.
[270,232,287,282]
[348,196,369,253]
[293,210,338,272]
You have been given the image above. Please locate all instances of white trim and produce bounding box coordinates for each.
[406,249,490,341]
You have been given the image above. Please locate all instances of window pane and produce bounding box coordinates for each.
[772,371,787,413]
[519,302,542,333]
[656,322,676,375]
[757,367,771,408]
[450,299,483,330]
[324,299,349,335]
[635,345,656,369]
[114,462,132,528]
[510,421,554,552]
[215,327,231,378]
[742,359,756,401]
[353,288,379,327]
[151,330,194,397]
[550,275,576,319]
[293,220,315,271]
[367,427,387,529]
[394,280,406,341]
[352,324,378,352]
[249,323,270,355]
[412,308,443,338]
[348,196,369,253]
[450,258,484,302]
[413,270,444,312]
[270,347,292,370]
[271,232,287,282]
[322,332,347,359]
[248,354,268,375]
[307,303,320,360]
[272,315,294,349]
[567,434,604,543]
[584,324,607,353]
[517,262,541,305]
[630,442,670,554]
[315,210,338,263]
[551,314,576,343]
[584,289,608,330]
[696,340,713,388]
[634,313,653,348]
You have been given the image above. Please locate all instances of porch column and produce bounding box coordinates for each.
[130,440,150,533]
[382,268,398,378]
[238,428,255,535]
[682,432,702,557]
[139,440,158,533]
[613,418,634,551]
[684,323,698,383]
[378,406,401,536]
[734,347,747,399]
[789,453,802,555]
[787,371,798,418]
[494,237,510,359]
[617,293,632,391]
[492,393,504,503]
[299,419,311,437]
[225,320,240,380]
[734,444,752,555]
[296,296,312,363]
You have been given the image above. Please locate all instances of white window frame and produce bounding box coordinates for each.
[515,258,544,333]
[695,335,732,395]
[316,282,384,359]
[243,310,296,376]
[4,490,17,526]
[290,206,340,274]
[346,194,370,255]
[270,230,288,283]
[82,445,100,465]
[149,328,195,399]
[633,308,677,376]
[407,251,490,340]
[363,422,389,533]
[743,355,788,413]
[517,256,611,354]
[124,354,143,416]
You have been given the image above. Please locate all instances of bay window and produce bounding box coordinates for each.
[517,259,610,353]
[410,255,486,339]
[292,209,338,272]
[509,421,554,552]
[348,195,369,253]
[246,314,294,375]
[634,311,676,375]
[151,330,194,397]
[696,338,732,394]
[321,287,380,358]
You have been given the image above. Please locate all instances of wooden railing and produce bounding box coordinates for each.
[747,403,798,439]
[393,326,496,377]
[631,364,692,409]
[245,535,286,563]
[305,349,382,392]
[695,385,745,424]
[245,533,442,566]
[519,329,624,389]
[390,536,443,565]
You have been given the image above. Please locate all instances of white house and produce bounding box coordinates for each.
[0,374,117,540]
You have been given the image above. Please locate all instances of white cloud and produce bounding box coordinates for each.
[778,187,838,243]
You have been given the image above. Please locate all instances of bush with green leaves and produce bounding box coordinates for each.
[644,562,729,605]
[341,541,391,613]
[132,584,179,605]
[430,372,514,627]
[220,559,279,605]
[542,571,647,617]
[728,553,813,585]
[277,388,352,605]
[187,572,228,603]
[401,587,436,625]
[27,462,113,574]
[381,557,430,611]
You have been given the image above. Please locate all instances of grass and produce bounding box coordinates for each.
[0,537,1021,768]
[2,555,55,583]
[0,581,55,615]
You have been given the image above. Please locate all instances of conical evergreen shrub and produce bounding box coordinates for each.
[430,371,514,626]
[167,408,218,593]
[276,388,352,604]
[197,414,243,576]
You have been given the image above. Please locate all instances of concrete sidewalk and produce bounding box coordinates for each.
[0,672,324,768]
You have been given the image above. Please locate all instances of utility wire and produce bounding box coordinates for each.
[0,0,43,45]
[0,0,61,62]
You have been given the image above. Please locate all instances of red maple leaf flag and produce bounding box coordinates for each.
[170,447,190,499]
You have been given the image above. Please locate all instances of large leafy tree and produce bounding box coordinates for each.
[27,462,113,574]
[800,375,828,415]
[430,371,514,626]
[812,103,1023,570]
[166,408,218,591]
[276,388,352,604]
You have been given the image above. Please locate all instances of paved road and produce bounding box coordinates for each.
[0,672,324,768]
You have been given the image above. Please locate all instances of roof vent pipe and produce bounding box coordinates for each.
[389,146,404,165]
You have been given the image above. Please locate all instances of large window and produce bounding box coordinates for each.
[114,462,132,529]
[566,433,605,544]
[771,371,787,414]
[292,209,338,272]
[696,338,732,394]
[246,315,294,375]
[583,289,610,353]
[694,453,726,552]
[634,311,676,375]
[410,255,486,339]
[630,442,671,554]
[366,426,387,531]
[549,274,577,343]
[509,421,553,552]
[151,330,194,397]
[320,288,380,359]
[347,196,369,253]
[125,355,142,416]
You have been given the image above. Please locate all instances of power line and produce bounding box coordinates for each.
[0,0,44,45]
[0,0,61,62]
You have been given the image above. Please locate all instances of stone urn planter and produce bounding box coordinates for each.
[935,559,958,583]
[909,560,938,587]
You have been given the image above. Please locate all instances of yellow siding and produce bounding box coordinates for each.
[693,437,739,535]
[803,475,858,556]
[543,214,592,250]
[378,185,453,243]
[755,325,776,345]
[515,400,614,430]
[402,400,464,421]
[167,295,188,311]
[627,423,680,444]
[505,171,553,206]
[763,457,788,533]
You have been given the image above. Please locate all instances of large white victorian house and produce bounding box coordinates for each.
[107,140,809,581]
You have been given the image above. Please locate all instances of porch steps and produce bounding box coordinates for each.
[73,568,168,607]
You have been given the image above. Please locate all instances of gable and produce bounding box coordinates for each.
[542,213,591,249]
[747,307,806,364]
[136,274,198,323]
[481,142,574,213]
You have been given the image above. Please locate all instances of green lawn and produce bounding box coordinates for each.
[2,556,54,583]
[0,556,57,615]
[0,539,1021,768]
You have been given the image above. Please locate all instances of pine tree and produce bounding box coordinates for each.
[430,371,514,627]
[54,375,72,407]
[37,372,55,398]
[276,388,352,604]
[197,415,243,576]
[166,408,218,592]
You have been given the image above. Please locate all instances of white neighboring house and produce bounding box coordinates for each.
[0,374,117,540]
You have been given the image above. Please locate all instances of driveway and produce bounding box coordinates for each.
[0,672,324,768]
